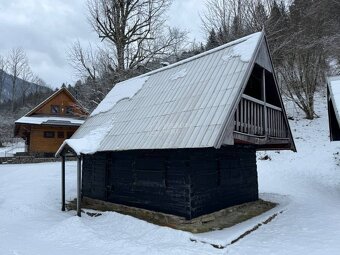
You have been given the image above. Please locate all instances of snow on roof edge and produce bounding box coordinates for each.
[90,76,150,117]
[57,76,151,155]
[15,116,85,125]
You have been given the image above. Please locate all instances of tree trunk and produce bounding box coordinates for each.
[116,43,125,72]
[305,96,315,120]
[11,79,16,112]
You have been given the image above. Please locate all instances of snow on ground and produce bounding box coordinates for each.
[0,162,218,255]
[193,93,340,253]
[0,142,25,157]
[1,93,340,254]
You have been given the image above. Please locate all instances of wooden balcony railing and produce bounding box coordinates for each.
[234,95,288,138]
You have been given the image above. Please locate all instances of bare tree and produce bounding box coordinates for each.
[87,0,175,71]
[269,0,340,119]
[277,50,327,119]
[201,0,273,44]
[19,63,33,106]
[0,55,7,103]
[68,41,101,81]
[7,48,29,112]
[68,41,116,106]
[201,0,233,43]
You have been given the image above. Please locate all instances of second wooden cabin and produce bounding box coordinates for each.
[57,32,296,219]
[15,88,88,156]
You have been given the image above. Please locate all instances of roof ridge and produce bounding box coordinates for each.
[123,32,263,82]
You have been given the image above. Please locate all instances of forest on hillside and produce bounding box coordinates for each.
[0,48,53,143]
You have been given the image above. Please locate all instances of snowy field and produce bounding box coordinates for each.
[1,94,340,254]
[0,142,25,157]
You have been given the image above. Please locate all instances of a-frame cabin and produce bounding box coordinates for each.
[57,32,295,219]
[15,88,88,156]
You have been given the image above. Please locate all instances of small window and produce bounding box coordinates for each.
[44,131,55,138]
[57,131,64,138]
[65,106,73,115]
[51,105,60,114]
[66,132,74,139]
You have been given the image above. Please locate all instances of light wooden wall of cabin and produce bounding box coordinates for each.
[32,91,84,116]
[29,125,78,153]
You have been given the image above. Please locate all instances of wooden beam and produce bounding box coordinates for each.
[61,155,65,211]
[233,131,290,145]
[77,156,82,217]
[242,94,282,112]
[262,69,268,138]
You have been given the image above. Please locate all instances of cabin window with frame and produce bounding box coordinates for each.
[65,106,73,115]
[57,131,64,138]
[51,105,60,114]
[44,131,55,138]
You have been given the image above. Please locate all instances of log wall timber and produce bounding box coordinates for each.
[82,146,258,220]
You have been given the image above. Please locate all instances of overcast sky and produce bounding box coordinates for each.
[0,0,206,89]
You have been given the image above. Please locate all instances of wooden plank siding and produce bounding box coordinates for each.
[82,146,258,219]
[31,89,86,117]
[29,125,78,154]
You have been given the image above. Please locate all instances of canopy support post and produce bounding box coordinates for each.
[262,68,268,138]
[77,156,82,217]
[61,155,66,211]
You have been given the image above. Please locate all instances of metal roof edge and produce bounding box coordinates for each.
[114,32,263,86]
[262,33,297,152]
[215,31,265,149]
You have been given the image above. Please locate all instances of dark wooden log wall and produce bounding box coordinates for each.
[189,146,258,218]
[82,146,258,219]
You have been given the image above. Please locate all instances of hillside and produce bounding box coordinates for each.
[0,69,51,103]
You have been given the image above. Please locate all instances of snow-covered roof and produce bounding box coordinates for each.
[328,76,340,125]
[15,116,85,126]
[57,32,264,156]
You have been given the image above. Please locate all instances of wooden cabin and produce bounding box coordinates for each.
[327,76,340,141]
[15,88,88,156]
[57,32,296,219]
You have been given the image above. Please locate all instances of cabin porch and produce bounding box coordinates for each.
[232,64,292,150]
